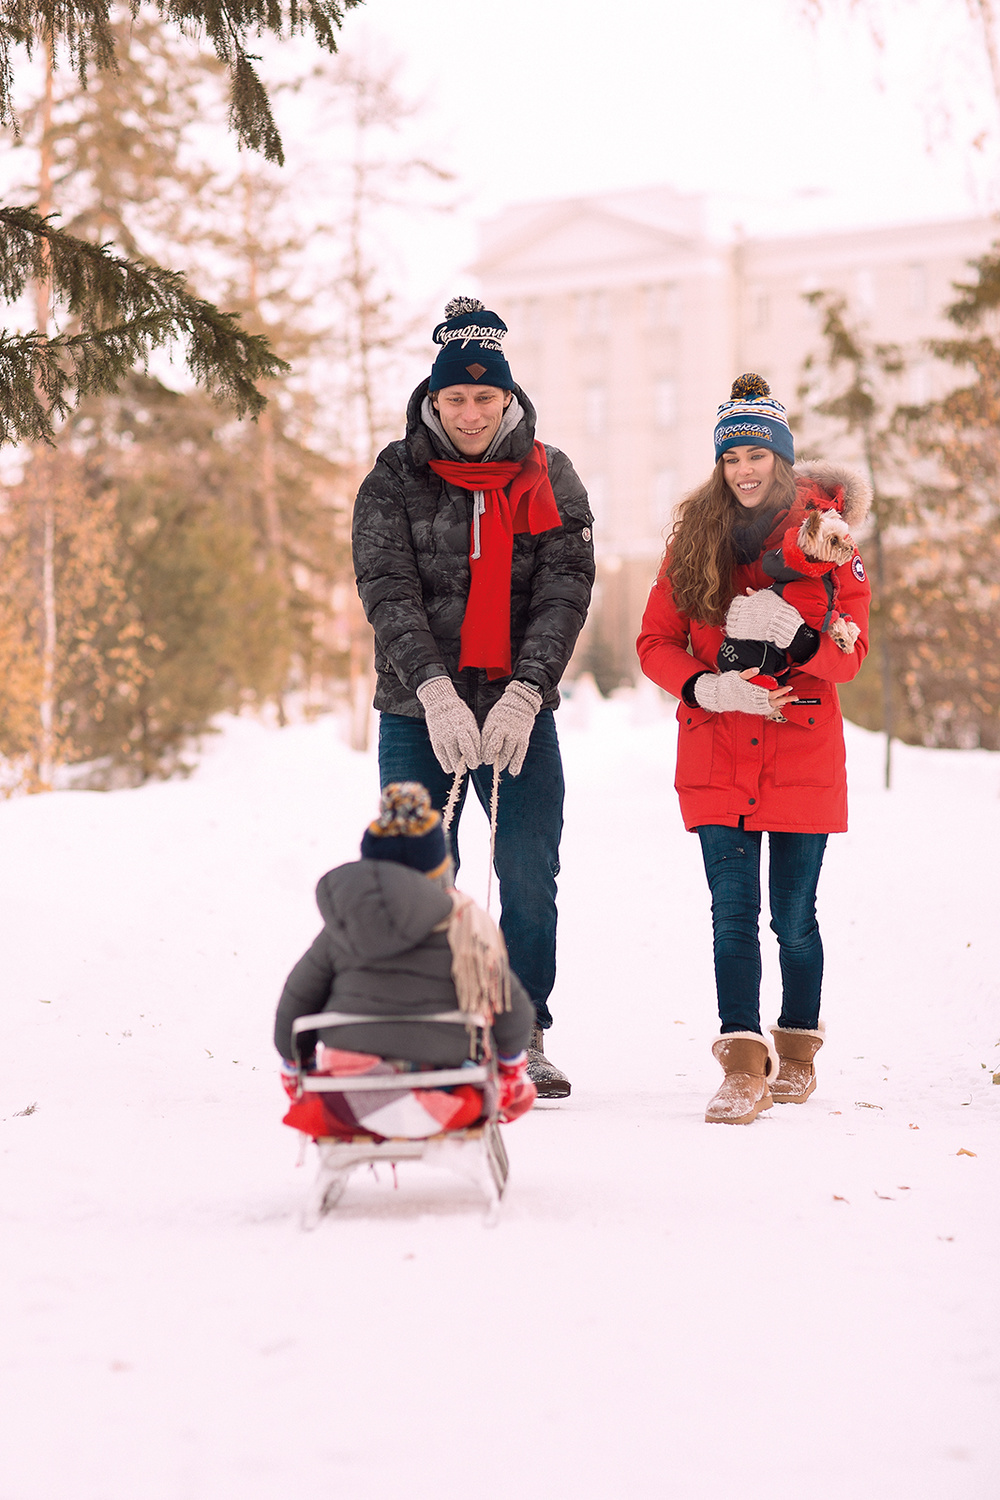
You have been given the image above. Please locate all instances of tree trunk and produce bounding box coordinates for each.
[34,40,57,790]
[871,522,894,789]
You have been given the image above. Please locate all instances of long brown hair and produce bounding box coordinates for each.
[660,456,797,625]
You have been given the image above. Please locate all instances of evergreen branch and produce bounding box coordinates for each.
[0,1,363,162]
[0,205,288,443]
[947,247,1000,327]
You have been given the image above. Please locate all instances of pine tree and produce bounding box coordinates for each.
[0,203,288,442]
[897,248,1000,749]
[796,291,913,785]
[0,0,362,165]
[1,23,350,783]
[0,0,365,442]
[9,374,305,782]
[0,446,151,791]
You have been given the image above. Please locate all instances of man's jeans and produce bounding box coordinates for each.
[378,710,564,1029]
[695,822,828,1035]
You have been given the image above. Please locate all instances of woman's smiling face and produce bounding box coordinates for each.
[722,445,776,509]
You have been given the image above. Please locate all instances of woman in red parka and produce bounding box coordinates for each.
[637,374,871,1125]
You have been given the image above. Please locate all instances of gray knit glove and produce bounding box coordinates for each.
[725,589,805,649]
[481,681,543,776]
[694,671,773,716]
[415,676,482,773]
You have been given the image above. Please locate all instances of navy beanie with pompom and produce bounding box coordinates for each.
[360,782,450,879]
[714,373,795,464]
[429,296,514,392]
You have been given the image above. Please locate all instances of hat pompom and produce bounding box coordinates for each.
[360,781,449,878]
[370,781,437,837]
[730,372,771,401]
[443,295,485,318]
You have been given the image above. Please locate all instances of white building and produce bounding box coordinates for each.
[472,186,998,685]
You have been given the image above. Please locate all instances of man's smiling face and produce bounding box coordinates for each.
[432,384,512,457]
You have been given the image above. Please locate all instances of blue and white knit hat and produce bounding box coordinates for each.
[429,296,513,392]
[360,782,450,880]
[714,373,795,465]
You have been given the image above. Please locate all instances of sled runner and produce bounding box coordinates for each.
[290,1010,510,1228]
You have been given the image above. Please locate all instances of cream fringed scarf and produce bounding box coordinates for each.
[435,890,511,1054]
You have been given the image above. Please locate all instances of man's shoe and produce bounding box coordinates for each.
[526,1025,571,1099]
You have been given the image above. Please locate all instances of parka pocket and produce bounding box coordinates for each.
[772,698,842,787]
[675,702,716,788]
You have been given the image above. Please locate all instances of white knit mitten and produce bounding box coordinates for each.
[415,676,482,773]
[694,671,773,716]
[725,589,805,649]
[481,681,542,776]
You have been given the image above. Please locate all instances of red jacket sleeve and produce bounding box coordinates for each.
[796,547,872,685]
[636,575,713,697]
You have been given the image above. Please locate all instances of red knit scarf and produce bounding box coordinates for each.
[428,441,562,678]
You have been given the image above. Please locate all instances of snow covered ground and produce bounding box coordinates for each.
[1,686,997,1500]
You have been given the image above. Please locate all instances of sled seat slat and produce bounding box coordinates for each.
[291,1011,490,1092]
[302,1066,488,1092]
[291,1010,487,1032]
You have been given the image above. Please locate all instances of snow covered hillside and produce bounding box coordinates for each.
[1,688,997,1500]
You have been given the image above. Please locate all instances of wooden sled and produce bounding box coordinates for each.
[290,1011,510,1228]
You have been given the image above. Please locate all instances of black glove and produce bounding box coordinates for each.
[717,636,789,678]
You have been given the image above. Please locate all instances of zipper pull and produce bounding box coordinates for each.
[471,490,485,560]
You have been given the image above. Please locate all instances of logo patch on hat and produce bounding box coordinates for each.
[466,363,487,380]
[851,553,866,582]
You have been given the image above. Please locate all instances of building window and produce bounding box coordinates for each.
[652,469,676,531]
[907,263,926,314]
[908,361,931,405]
[644,282,681,329]
[586,473,607,525]
[584,384,606,436]
[591,290,610,337]
[573,290,610,339]
[654,379,676,430]
[854,268,875,315]
[515,297,541,345]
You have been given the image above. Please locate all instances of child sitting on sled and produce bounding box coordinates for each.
[274,782,537,1141]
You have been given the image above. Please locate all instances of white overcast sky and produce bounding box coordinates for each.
[283,0,998,264]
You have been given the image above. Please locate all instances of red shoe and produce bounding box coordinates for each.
[497,1052,537,1122]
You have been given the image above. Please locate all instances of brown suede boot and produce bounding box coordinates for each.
[769,1026,824,1103]
[705,1032,776,1124]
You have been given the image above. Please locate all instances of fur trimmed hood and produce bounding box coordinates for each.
[794,460,872,530]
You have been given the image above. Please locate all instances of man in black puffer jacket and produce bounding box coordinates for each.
[352,297,595,1096]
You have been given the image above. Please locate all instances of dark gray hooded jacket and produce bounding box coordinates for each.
[352,380,595,724]
[273,860,535,1066]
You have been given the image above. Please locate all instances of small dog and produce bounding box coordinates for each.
[769,505,861,654]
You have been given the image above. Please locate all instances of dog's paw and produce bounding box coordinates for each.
[829,616,861,653]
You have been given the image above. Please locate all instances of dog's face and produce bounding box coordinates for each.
[798,507,854,565]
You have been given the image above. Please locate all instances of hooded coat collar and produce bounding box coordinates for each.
[405,377,538,469]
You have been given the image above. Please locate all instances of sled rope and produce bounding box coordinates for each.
[441,759,501,914]
[442,760,465,834]
[486,763,499,913]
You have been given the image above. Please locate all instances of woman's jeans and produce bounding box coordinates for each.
[378,710,564,1029]
[695,823,828,1035]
